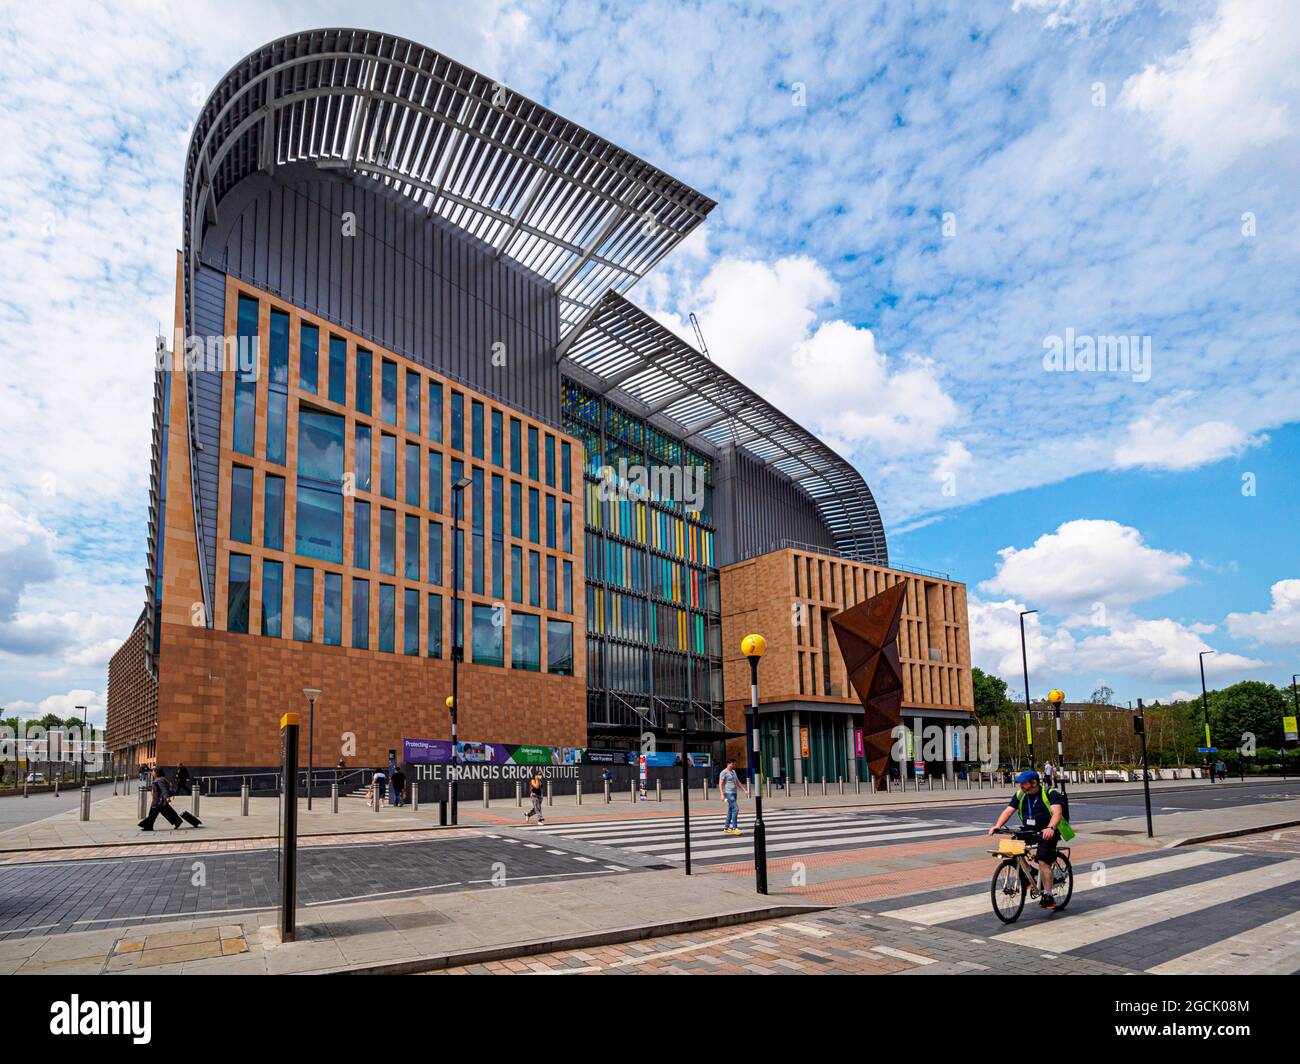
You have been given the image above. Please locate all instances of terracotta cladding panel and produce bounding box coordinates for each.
[154,623,585,767]
[106,617,158,753]
[719,548,973,715]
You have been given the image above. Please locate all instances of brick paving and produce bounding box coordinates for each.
[427,905,1133,975]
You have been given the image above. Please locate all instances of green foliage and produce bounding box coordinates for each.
[1208,681,1288,750]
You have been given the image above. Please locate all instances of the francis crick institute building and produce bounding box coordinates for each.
[107,29,975,785]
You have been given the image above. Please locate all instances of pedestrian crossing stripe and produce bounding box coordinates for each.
[529,811,970,864]
[992,858,1300,951]
[879,849,1237,926]
[1145,911,1300,975]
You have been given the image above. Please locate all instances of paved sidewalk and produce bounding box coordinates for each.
[0,867,821,975]
[0,792,454,852]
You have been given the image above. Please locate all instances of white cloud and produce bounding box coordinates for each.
[1118,0,1300,174]
[1112,395,1266,471]
[969,594,1264,695]
[657,256,959,456]
[1226,579,1300,648]
[979,519,1192,614]
[6,690,105,727]
[1012,0,1141,35]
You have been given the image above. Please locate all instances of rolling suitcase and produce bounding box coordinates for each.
[180,810,202,827]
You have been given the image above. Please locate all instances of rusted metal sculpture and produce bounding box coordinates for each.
[831,581,907,791]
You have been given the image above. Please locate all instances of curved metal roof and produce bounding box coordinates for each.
[562,292,889,564]
[182,27,715,338]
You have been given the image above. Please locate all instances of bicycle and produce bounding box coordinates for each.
[988,827,1073,923]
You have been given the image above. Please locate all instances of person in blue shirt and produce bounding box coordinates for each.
[987,769,1065,910]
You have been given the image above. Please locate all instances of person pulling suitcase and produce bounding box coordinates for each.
[139,767,202,830]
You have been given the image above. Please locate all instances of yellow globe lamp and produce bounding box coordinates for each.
[1047,689,1065,705]
[741,633,767,660]
[445,695,455,710]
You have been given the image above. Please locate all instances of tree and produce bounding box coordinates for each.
[1209,681,1288,751]
[971,667,1012,722]
[1090,684,1114,705]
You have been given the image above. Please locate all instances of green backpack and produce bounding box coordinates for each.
[1016,786,1076,842]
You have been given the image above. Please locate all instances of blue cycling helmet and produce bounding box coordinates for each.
[1014,769,1040,784]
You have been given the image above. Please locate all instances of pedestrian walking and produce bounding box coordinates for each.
[1215,758,1227,782]
[138,767,201,831]
[1042,760,1055,786]
[175,762,191,796]
[391,766,407,807]
[523,769,546,824]
[371,768,386,805]
[718,758,748,835]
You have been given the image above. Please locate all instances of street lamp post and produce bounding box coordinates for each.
[742,633,768,895]
[74,704,87,784]
[671,707,694,876]
[1199,650,1215,783]
[449,475,471,825]
[302,688,321,810]
[1019,610,1039,768]
[1047,688,1066,791]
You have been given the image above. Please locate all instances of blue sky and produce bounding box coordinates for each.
[1,0,1296,723]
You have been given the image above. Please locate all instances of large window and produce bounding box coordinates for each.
[353,499,370,569]
[404,588,419,656]
[471,400,484,459]
[428,521,443,585]
[491,409,503,466]
[227,553,250,634]
[230,465,253,543]
[528,488,540,544]
[547,555,558,611]
[378,584,395,653]
[491,474,504,599]
[352,578,369,649]
[561,500,572,553]
[563,559,573,614]
[471,467,485,595]
[510,417,522,473]
[511,545,523,604]
[379,507,396,575]
[471,603,503,667]
[529,550,540,607]
[405,369,421,434]
[428,450,443,513]
[263,473,285,551]
[547,619,574,675]
[405,442,420,506]
[328,336,347,405]
[510,481,522,537]
[380,360,397,425]
[355,347,372,415]
[233,296,258,456]
[299,323,319,394]
[561,440,571,493]
[261,559,283,637]
[267,309,289,465]
[404,513,420,580]
[293,566,313,642]
[427,593,443,658]
[450,391,464,451]
[428,380,443,443]
[380,433,396,498]
[323,572,342,646]
[511,612,541,671]
[545,433,556,487]
[546,494,556,549]
[299,410,345,483]
[354,424,371,493]
[295,485,343,564]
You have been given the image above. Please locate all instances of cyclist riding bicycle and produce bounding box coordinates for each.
[986,769,1068,911]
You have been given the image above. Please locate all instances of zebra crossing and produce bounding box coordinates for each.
[528,809,968,864]
[876,848,1300,974]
